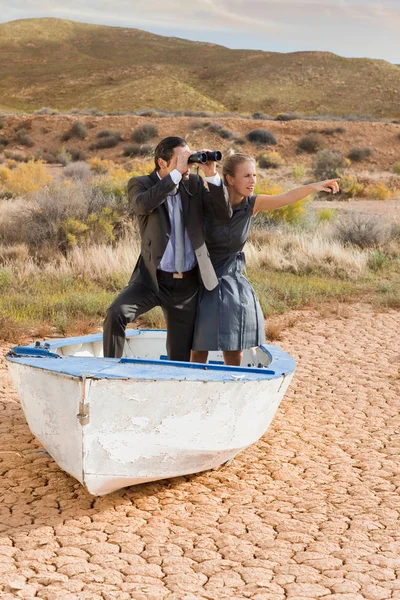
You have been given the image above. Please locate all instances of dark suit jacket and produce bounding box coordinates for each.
[128,170,232,291]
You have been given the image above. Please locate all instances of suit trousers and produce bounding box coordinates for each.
[103,271,199,361]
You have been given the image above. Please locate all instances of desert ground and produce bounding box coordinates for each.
[1,300,399,600]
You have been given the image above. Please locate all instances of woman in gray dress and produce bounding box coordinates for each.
[191,151,339,366]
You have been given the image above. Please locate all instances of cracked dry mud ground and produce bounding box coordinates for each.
[0,303,399,600]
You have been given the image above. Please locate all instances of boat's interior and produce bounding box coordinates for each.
[52,330,272,368]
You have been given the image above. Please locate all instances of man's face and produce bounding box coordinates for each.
[160,144,191,177]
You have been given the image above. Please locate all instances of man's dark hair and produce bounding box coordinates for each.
[154,136,187,171]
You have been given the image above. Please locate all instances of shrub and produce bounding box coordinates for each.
[89,158,115,174]
[347,147,372,162]
[252,112,270,120]
[63,161,91,181]
[317,207,338,222]
[319,127,346,135]
[4,150,29,162]
[132,124,158,144]
[257,150,284,169]
[97,129,121,139]
[34,107,59,115]
[67,149,88,162]
[123,144,153,157]
[313,149,347,180]
[61,120,87,141]
[246,129,277,146]
[291,164,306,183]
[0,160,51,196]
[207,122,235,139]
[393,161,400,175]
[93,135,121,149]
[364,181,392,200]
[339,175,364,198]
[56,147,72,166]
[368,250,389,271]
[334,213,389,248]
[0,117,4,129]
[296,133,324,154]
[275,113,299,121]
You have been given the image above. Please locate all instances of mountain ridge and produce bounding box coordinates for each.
[0,18,399,118]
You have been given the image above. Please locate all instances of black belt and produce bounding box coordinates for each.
[157,266,198,279]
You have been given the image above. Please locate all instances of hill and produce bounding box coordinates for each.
[0,18,400,118]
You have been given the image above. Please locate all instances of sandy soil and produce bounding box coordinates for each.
[312,199,400,221]
[0,304,399,599]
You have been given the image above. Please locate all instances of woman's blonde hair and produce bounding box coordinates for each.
[222,150,255,185]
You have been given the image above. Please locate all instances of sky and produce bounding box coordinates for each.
[0,0,399,64]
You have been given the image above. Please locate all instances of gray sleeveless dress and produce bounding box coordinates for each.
[192,195,265,351]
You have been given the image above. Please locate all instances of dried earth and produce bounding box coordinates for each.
[0,303,399,599]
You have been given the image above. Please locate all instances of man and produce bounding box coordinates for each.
[103,136,231,361]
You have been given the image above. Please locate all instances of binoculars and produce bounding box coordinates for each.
[188,150,222,164]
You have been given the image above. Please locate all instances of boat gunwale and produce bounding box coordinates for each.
[6,329,296,381]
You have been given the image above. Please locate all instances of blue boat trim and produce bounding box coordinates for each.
[6,329,296,382]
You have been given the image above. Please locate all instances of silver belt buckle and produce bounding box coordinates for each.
[173,272,184,279]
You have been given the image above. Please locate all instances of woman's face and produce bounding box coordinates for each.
[228,160,257,197]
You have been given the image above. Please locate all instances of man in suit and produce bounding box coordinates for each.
[103,136,231,361]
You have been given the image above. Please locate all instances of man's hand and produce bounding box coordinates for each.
[170,147,192,177]
[199,149,218,177]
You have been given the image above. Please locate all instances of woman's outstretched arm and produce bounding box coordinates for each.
[253,179,340,215]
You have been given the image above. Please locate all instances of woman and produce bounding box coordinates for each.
[191,151,339,366]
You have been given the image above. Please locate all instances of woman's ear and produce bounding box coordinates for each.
[226,174,234,186]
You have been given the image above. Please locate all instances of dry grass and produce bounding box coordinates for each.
[247,227,368,279]
[265,322,284,341]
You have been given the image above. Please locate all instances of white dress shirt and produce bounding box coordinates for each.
[157,169,221,272]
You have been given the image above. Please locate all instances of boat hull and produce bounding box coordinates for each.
[7,330,296,495]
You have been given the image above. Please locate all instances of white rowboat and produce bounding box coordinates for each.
[6,330,296,495]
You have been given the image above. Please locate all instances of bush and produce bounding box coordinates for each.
[61,120,87,141]
[317,207,338,222]
[319,127,346,135]
[123,144,153,157]
[67,149,88,162]
[131,124,158,144]
[0,117,4,129]
[392,161,400,175]
[347,147,372,162]
[275,113,299,121]
[291,164,306,183]
[93,135,121,149]
[252,112,270,120]
[334,214,389,248]
[257,150,284,169]
[313,149,347,180]
[97,129,121,139]
[339,175,364,198]
[368,250,389,271]
[207,122,235,139]
[4,150,30,162]
[56,148,72,166]
[246,129,277,146]
[64,161,91,181]
[296,134,324,154]
[0,160,51,197]
[34,107,59,115]
[364,181,392,200]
